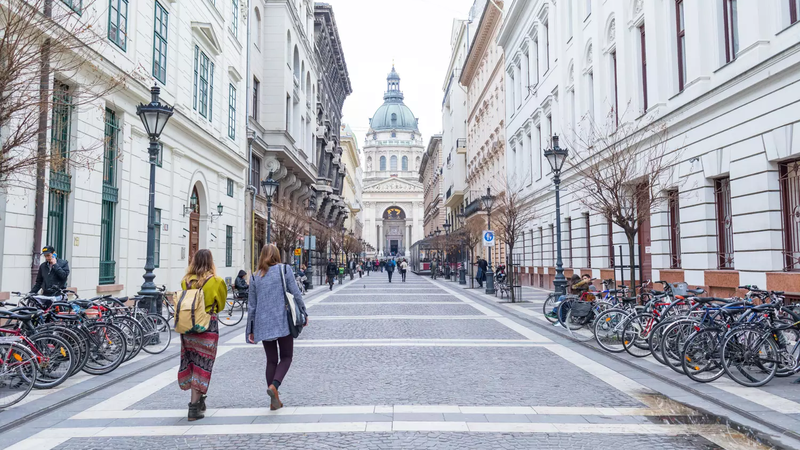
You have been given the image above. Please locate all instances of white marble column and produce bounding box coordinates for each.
[377,221,383,255]
[405,223,411,256]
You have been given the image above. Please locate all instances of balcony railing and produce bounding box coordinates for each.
[99,261,116,285]
[464,198,482,217]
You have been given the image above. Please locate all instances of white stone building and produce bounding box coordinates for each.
[461,0,507,266]
[498,0,800,296]
[340,124,364,238]
[362,67,425,258]
[0,0,249,299]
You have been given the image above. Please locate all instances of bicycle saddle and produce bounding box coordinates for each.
[695,297,730,304]
[687,288,705,295]
[621,297,638,303]
[71,299,94,309]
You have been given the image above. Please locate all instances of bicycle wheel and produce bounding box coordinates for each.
[0,342,37,409]
[29,333,74,389]
[219,299,244,326]
[682,328,726,383]
[594,309,632,353]
[565,308,594,342]
[623,313,655,357]
[82,323,127,376]
[648,318,681,366]
[140,314,171,355]
[36,324,86,378]
[661,319,698,374]
[556,298,574,328]
[542,293,559,324]
[114,316,145,362]
[721,328,779,387]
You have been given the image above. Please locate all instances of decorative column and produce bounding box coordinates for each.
[377,221,383,255]
[405,223,411,256]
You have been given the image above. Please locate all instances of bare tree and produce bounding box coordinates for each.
[493,179,537,302]
[271,201,305,259]
[568,108,678,286]
[460,217,485,288]
[0,0,121,188]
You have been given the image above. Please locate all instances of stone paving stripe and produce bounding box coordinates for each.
[492,317,552,342]
[13,423,734,450]
[308,304,480,316]
[422,278,501,317]
[69,404,696,421]
[319,301,460,305]
[325,293,454,296]
[85,347,235,412]
[540,343,654,399]
[309,315,493,320]
[638,351,800,415]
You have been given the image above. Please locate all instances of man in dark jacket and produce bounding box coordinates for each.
[476,257,488,288]
[326,258,338,290]
[30,246,70,296]
[234,270,249,298]
[386,258,396,283]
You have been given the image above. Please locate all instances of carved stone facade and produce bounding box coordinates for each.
[362,67,424,258]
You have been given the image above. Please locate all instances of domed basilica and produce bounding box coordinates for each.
[362,66,424,258]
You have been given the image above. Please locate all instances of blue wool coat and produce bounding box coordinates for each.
[245,264,307,342]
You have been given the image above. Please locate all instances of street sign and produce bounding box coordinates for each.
[303,235,316,250]
[294,248,302,256]
[482,230,495,247]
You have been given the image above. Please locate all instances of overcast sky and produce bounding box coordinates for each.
[324,0,475,148]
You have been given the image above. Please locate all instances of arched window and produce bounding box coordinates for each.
[402,156,408,171]
[391,113,397,126]
[380,156,387,171]
[306,72,311,96]
[301,62,306,92]
[390,155,398,171]
[293,46,300,79]
[254,8,262,48]
[391,132,396,138]
[415,156,421,170]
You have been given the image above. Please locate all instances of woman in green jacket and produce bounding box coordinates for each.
[178,249,228,422]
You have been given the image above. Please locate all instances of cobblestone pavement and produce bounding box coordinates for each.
[1,273,785,449]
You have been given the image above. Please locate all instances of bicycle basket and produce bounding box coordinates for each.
[570,301,594,318]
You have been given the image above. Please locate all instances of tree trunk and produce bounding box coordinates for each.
[627,232,636,291]
[508,244,515,303]
[31,1,52,287]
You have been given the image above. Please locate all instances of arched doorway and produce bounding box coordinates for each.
[382,206,407,257]
[188,186,201,262]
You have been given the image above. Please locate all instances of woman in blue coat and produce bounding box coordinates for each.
[246,244,308,410]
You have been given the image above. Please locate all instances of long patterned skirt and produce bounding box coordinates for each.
[178,317,219,394]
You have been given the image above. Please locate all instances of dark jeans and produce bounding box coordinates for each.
[263,335,294,387]
[401,270,407,282]
[387,270,393,282]
[327,275,335,287]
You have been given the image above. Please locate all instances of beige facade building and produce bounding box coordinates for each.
[460,0,507,267]
[340,124,363,238]
[420,135,445,237]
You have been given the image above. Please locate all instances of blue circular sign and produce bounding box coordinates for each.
[484,231,495,242]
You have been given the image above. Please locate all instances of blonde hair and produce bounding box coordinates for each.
[256,244,282,277]
[183,249,217,285]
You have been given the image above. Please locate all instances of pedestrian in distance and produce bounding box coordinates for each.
[430,259,438,280]
[247,244,308,411]
[365,259,371,276]
[476,257,488,288]
[386,258,396,283]
[30,245,70,296]
[234,269,249,299]
[357,262,364,278]
[178,249,228,422]
[380,260,385,272]
[325,258,338,291]
[400,259,409,282]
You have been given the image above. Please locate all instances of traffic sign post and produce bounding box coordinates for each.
[482,230,495,247]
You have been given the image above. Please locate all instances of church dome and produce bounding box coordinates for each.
[369,66,419,132]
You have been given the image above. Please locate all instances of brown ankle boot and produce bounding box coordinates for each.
[267,385,283,410]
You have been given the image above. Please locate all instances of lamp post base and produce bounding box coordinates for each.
[306,266,314,290]
[485,270,496,295]
[459,267,466,284]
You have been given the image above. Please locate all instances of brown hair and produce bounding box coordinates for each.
[256,244,282,276]
[183,249,216,285]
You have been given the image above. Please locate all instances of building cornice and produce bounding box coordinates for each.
[460,0,504,86]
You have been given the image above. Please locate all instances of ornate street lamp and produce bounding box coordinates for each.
[261,172,279,243]
[209,202,224,223]
[443,219,452,279]
[544,134,569,296]
[305,197,316,290]
[136,84,173,313]
[482,187,496,295]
